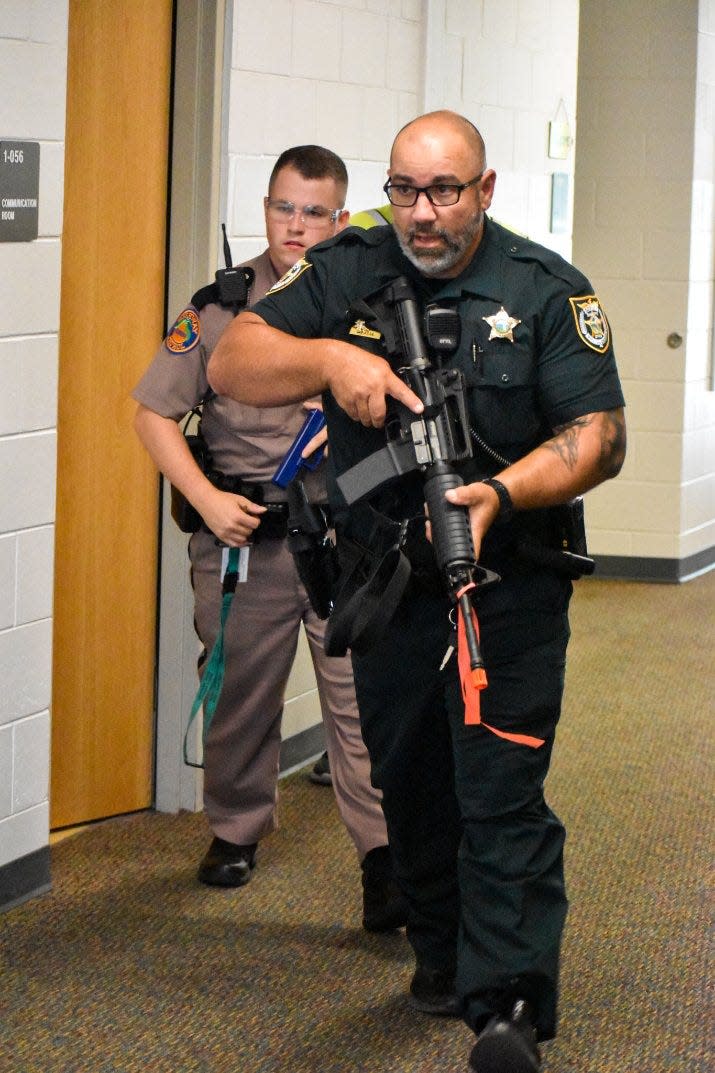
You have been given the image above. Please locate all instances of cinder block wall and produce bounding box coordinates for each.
[573,0,715,573]
[225,0,580,260]
[224,0,423,265]
[430,0,580,258]
[0,1,67,878]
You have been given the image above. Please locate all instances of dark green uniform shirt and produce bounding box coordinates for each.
[253,218,625,541]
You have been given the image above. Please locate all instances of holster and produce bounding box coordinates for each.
[286,481,337,619]
[171,432,212,533]
[515,498,595,579]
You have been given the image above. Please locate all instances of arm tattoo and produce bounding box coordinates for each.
[547,415,592,471]
[547,409,626,479]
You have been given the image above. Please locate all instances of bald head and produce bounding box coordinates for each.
[386,110,495,278]
[390,111,486,174]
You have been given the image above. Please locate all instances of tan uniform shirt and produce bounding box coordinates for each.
[132,249,325,501]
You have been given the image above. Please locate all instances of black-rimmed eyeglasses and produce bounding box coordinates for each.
[382,173,484,207]
[265,199,342,228]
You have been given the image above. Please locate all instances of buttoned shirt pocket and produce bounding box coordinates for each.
[464,335,542,454]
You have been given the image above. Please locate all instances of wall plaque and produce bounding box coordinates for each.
[0,141,40,242]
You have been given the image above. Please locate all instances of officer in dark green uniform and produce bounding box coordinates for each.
[208,111,626,1073]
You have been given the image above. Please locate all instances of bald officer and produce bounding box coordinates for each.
[207,113,626,1073]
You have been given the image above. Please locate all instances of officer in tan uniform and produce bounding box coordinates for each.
[133,145,405,932]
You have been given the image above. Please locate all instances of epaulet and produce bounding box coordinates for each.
[490,220,587,289]
[190,281,221,311]
[334,224,391,248]
[299,225,386,264]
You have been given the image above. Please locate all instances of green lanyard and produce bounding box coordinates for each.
[183,546,240,768]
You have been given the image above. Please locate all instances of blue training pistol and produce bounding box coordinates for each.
[272,408,326,489]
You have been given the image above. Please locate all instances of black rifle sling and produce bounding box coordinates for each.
[324,541,411,657]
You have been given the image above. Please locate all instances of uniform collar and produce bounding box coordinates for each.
[364,217,505,304]
[256,248,281,290]
[360,229,415,294]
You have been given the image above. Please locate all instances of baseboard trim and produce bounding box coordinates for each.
[593,546,715,583]
[0,846,51,914]
[279,722,326,776]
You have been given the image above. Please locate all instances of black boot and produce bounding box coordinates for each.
[468,999,541,1073]
[360,845,409,932]
[409,964,461,1016]
[308,750,332,785]
[197,837,257,887]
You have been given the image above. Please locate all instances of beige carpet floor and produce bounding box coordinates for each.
[1,572,712,1072]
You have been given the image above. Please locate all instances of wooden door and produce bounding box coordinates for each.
[50,0,174,827]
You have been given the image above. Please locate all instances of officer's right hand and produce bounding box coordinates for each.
[300,399,328,459]
[200,489,266,547]
[326,342,423,428]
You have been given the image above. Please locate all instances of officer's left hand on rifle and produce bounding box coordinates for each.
[426,484,500,563]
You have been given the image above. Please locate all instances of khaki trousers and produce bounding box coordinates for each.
[189,527,387,860]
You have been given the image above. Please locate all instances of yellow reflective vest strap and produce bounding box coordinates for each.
[349,204,394,228]
[348,205,524,238]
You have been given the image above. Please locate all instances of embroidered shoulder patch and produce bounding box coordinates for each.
[165,307,200,354]
[267,256,312,294]
[569,295,610,353]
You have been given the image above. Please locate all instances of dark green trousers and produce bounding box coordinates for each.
[351,565,571,1040]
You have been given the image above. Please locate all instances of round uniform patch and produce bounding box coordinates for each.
[165,307,200,354]
[568,295,610,353]
[266,256,312,294]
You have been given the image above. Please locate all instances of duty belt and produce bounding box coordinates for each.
[204,475,331,541]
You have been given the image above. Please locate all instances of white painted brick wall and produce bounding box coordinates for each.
[224,0,422,265]
[432,0,580,255]
[226,0,579,254]
[575,0,714,564]
[0,0,67,869]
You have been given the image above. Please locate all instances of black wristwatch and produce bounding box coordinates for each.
[481,477,514,523]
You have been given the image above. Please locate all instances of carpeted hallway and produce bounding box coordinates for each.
[1,573,712,1073]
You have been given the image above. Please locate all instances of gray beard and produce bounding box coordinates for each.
[395,214,482,277]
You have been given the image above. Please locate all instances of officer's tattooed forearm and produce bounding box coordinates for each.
[546,409,626,479]
[546,415,591,471]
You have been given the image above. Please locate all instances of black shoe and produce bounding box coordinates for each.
[197,837,257,888]
[360,845,409,932]
[468,1000,541,1072]
[309,751,332,785]
[409,964,461,1017]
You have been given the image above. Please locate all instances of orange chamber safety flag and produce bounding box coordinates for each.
[456,594,545,749]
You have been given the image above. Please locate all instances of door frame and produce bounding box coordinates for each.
[154,0,229,812]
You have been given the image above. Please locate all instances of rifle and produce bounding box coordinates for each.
[337,276,498,684]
